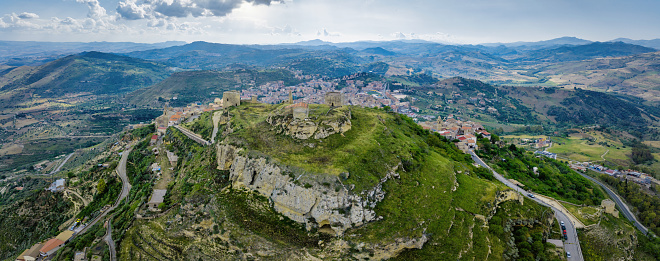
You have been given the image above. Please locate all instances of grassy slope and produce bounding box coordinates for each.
[115,104,554,260]
[548,132,630,162]
[221,104,551,259]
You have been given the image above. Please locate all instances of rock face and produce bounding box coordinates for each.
[266,108,351,140]
[217,144,391,235]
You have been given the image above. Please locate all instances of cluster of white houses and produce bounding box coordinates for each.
[434,116,491,153]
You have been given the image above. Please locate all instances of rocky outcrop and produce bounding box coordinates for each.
[216,144,236,170]
[218,144,392,235]
[287,120,318,140]
[266,108,351,140]
[344,234,428,260]
[314,118,352,139]
[495,190,524,205]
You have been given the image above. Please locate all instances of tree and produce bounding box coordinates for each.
[491,134,500,144]
[97,179,107,194]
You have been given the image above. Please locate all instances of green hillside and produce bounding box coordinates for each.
[97,104,557,260]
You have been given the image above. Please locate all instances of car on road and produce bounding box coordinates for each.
[564,234,568,240]
[527,193,535,198]
[560,221,564,226]
[567,252,571,258]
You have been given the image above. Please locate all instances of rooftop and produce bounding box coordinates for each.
[23,243,44,259]
[40,238,64,254]
[286,102,309,108]
[149,189,167,204]
[55,230,74,242]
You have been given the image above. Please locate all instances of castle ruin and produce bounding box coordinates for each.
[222,91,240,107]
[291,103,309,120]
[325,92,343,107]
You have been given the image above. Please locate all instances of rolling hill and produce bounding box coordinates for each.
[0,52,171,109]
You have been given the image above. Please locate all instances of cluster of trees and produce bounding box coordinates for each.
[187,111,214,140]
[631,143,655,164]
[77,176,120,219]
[600,175,660,235]
[477,137,605,205]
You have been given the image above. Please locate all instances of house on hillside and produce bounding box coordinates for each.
[157,126,167,135]
[18,243,43,261]
[47,179,66,192]
[168,115,182,126]
[148,189,167,211]
[166,151,178,167]
[150,134,158,145]
[40,238,65,257]
[56,230,74,243]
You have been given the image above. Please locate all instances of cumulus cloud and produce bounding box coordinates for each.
[390,31,462,43]
[116,0,283,20]
[75,0,109,20]
[270,24,300,36]
[317,28,340,37]
[18,12,39,19]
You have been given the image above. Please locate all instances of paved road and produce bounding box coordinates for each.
[210,111,222,144]
[103,218,117,261]
[575,170,649,235]
[470,152,582,261]
[78,146,132,236]
[48,152,75,175]
[174,125,211,146]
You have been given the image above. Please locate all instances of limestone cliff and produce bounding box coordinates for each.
[266,108,351,140]
[217,144,392,235]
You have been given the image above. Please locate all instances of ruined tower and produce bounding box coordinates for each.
[222,91,240,107]
[324,92,343,107]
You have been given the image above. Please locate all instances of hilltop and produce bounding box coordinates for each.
[83,103,564,260]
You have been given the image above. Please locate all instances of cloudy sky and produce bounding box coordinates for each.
[1,0,659,44]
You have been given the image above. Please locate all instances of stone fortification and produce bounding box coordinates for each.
[325,92,343,107]
[222,91,240,107]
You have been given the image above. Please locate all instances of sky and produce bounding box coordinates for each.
[1,0,659,45]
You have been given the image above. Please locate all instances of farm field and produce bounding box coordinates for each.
[547,131,630,163]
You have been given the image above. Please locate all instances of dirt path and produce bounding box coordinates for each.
[600,149,609,160]
[210,111,222,144]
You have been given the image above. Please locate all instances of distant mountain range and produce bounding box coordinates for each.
[481,36,594,48]
[1,36,659,105]
[609,38,660,49]
[0,40,185,66]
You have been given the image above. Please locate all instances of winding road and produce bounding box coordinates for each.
[103,218,117,261]
[470,151,583,261]
[77,146,132,236]
[575,170,649,235]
